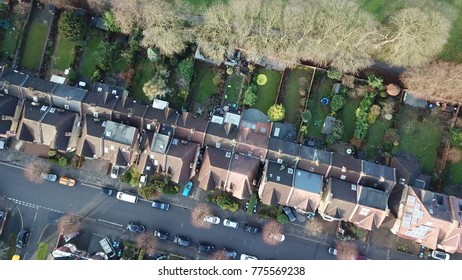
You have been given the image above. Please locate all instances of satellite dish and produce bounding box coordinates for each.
[64,69,70,75]
[346,148,353,155]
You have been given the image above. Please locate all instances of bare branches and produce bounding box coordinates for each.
[335,241,358,260]
[304,219,324,236]
[24,160,50,184]
[191,204,212,229]
[136,232,157,256]
[262,221,284,246]
[58,214,82,236]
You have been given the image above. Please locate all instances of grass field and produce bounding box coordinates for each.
[444,160,462,185]
[52,33,76,71]
[0,11,21,60]
[341,98,361,142]
[281,68,314,124]
[130,59,157,102]
[253,68,282,114]
[360,0,462,63]
[80,31,103,78]
[306,70,334,139]
[224,74,244,105]
[189,60,220,106]
[36,242,48,260]
[19,22,48,70]
[397,108,444,174]
[364,119,392,159]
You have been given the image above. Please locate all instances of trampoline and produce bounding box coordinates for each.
[0,20,10,29]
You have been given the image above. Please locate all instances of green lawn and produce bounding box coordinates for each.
[129,59,157,102]
[397,108,443,174]
[189,60,220,106]
[364,120,392,159]
[341,98,361,142]
[36,242,48,260]
[306,70,334,139]
[19,22,48,70]
[52,33,76,71]
[224,74,244,105]
[360,0,462,63]
[0,11,21,60]
[253,68,282,114]
[444,160,462,185]
[281,68,314,124]
[109,51,129,74]
[80,31,103,78]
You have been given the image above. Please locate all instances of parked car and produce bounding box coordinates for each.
[203,216,220,225]
[154,230,169,240]
[182,181,193,197]
[283,206,296,222]
[197,242,215,253]
[328,246,337,256]
[222,248,238,259]
[16,229,29,248]
[269,233,285,242]
[41,173,58,182]
[431,250,450,260]
[151,201,170,211]
[59,176,76,187]
[110,166,120,179]
[101,187,117,196]
[253,201,258,213]
[0,210,4,224]
[243,202,249,212]
[174,235,191,247]
[240,253,258,260]
[223,218,240,229]
[126,222,146,233]
[244,224,261,235]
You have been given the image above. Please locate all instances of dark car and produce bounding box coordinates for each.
[174,235,191,247]
[243,202,249,212]
[16,229,29,248]
[154,230,169,240]
[101,187,117,196]
[283,206,296,222]
[126,222,146,233]
[151,201,170,211]
[244,224,261,235]
[197,242,215,253]
[0,210,4,224]
[222,248,238,259]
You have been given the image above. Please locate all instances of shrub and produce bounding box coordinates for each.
[327,69,343,80]
[120,172,131,183]
[330,94,345,112]
[147,47,161,62]
[367,75,384,90]
[96,40,118,71]
[215,192,239,211]
[384,128,400,144]
[58,11,85,41]
[178,58,194,85]
[138,184,160,200]
[48,150,57,158]
[332,119,344,141]
[58,157,68,166]
[267,104,285,122]
[212,73,223,86]
[341,75,355,88]
[226,68,234,75]
[277,213,289,224]
[367,105,381,124]
[91,69,102,82]
[243,84,257,106]
[102,11,121,33]
[300,125,308,136]
[326,134,336,145]
[256,74,267,85]
[162,183,179,195]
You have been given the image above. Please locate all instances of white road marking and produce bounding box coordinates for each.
[6,197,63,213]
[80,183,101,190]
[97,218,123,227]
[0,162,25,170]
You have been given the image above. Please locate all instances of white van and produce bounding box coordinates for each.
[116,192,138,203]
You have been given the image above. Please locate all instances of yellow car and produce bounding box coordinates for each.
[59,176,76,187]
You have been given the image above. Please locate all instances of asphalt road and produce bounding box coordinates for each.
[0,162,334,260]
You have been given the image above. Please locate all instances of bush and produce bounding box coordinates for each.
[226,68,234,75]
[96,40,118,71]
[367,105,381,124]
[256,74,267,85]
[120,172,131,183]
[332,119,344,141]
[58,157,68,166]
[330,94,345,112]
[91,69,102,82]
[162,183,179,195]
[384,128,400,144]
[277,214,289,224]
[138,184,160,200]
[48,150,57,158]
[367,75,384,90]
[326,134,336,145]
[147,47,161,62]
[327,69,343,80]
[267,104,285,122]
[242,84,257,106]
[58,11,85,41]
[178,58,194,85]
[102,11,121,33]
[215,192,239,211]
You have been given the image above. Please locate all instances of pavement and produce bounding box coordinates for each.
[0,141,426,260]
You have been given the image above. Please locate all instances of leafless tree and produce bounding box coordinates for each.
[136,232,157,256]
[335,241,358,260]
[24,160,51,184]
[58,214,82,236]
[304,218,324,236]
[209,250,228,260]
[191,204,212,229]
[85,0,110,14]
[400,61,462,103]
[376,7,452,67]
[386,84,401,96]
[262,220,284,246]
[38,0,80,9]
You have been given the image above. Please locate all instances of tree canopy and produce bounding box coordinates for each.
[58,11,86,41]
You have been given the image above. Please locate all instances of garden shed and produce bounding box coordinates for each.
[322,116,336,135]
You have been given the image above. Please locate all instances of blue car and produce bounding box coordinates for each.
[182,181,193,197]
